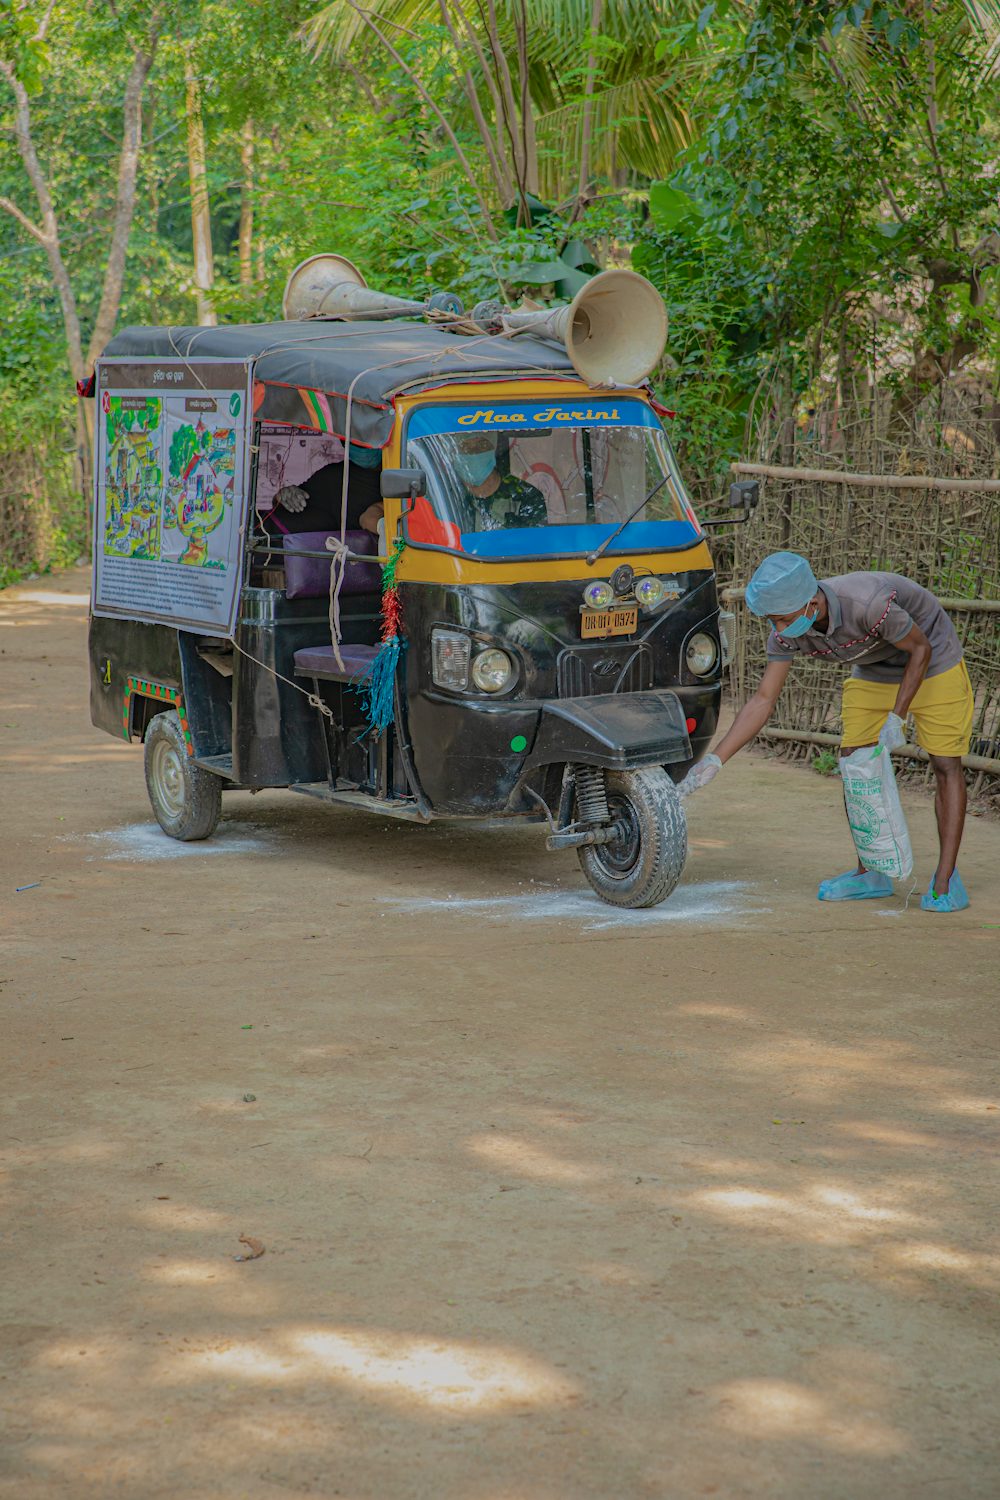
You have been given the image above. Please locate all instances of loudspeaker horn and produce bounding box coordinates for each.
[282,254,366,319]
[500,268,667,386]
[282,253,427,321]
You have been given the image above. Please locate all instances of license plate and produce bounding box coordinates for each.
[581,605,638,639]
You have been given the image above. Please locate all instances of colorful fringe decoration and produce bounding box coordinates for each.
[355,536,406,735]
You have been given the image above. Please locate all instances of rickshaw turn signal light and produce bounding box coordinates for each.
[686,632,719,677]
[431,628,471,690]
[471,648,515,694]
[582,580,614,609]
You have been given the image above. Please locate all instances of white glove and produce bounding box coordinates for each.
[276,484,308,513]
[678,752,722,796]
[878,712,906,751]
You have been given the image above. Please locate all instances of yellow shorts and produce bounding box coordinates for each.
[841,661,973,758]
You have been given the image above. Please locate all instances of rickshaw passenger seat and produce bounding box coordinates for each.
[283,529,380,599]
[293,642,380,682]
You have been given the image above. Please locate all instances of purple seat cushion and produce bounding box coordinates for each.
[283,530,381,600]
[294,643,380,681]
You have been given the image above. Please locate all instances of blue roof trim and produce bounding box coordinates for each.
[408,397,658,439]
[459,519,701,558]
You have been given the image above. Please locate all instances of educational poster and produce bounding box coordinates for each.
[92,359,251,637]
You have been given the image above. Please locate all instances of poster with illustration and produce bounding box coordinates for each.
[92,359,251,636]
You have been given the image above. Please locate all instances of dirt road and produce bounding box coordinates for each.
[2,567,999,1500]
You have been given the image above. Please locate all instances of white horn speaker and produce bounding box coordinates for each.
[502,268,667,385]
[282,252,427,321]
[282,254,366,319]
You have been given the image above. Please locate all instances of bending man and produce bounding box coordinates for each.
[680,552,973,913]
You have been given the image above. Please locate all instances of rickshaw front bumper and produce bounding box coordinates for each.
[524,691,691,771]
[408,684,711,814]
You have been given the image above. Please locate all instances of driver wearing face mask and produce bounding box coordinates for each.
[263,442,385,536]
[452,435,546,529]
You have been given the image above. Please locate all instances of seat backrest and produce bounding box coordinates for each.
[283,530,381,599]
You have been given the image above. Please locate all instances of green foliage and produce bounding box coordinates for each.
[3,0,1000,577]
[812,749,840,776]
[634,0,1000,480]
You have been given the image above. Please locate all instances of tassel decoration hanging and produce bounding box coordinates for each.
[355,536,406,736]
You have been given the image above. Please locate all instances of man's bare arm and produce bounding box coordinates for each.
[715,659,792,763]
[889,623,932,721]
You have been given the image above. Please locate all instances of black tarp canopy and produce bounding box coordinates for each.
[102,319,581,449]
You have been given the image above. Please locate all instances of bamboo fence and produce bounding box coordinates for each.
[724,459,1000,806]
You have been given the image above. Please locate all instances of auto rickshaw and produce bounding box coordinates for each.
[87,254,756,907]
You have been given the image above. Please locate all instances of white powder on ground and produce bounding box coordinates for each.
[386,881,769,931]
[81,822,267,862]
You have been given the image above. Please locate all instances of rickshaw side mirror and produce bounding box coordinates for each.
[380,467,426,502]
[729,479,759,510]
[700,478,761,529]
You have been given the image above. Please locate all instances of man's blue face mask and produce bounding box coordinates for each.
[348,443,381,469]
[453,449,496,488]
[774,603,818,638]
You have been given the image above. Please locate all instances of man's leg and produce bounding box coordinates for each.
[910,662,974,906]
[929,755,966,895]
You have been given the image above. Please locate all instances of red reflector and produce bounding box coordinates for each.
[685,717,697,733]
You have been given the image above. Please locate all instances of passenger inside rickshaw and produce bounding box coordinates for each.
[256,427,384,539]
[414,417,693,537]
[252,426,385,593]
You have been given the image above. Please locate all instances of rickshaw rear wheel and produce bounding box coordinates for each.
[577,767,687,909]
[143,710,222,841]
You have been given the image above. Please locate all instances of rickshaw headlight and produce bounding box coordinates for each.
[635,576,666,609]
[471,647,514,694]
[686,632,718,677]
[431,628,471,690]
[582,580,614,609]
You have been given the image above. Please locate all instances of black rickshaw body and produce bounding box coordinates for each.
[87,324,724,906]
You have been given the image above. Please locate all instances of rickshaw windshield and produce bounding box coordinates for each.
[403,398,702,558]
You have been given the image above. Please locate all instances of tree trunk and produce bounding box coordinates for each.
[484,0,529,219]
[239,117,255,287]
[86,26,162,364]
[514,3,539,203]
[450,0,516,205]
[0,61,85,380]
[436,0,512,204]
[185,56,216,326]
[1,11,162,515]
[575,0,604,210]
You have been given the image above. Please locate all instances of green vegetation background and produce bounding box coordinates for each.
[2,0,999,584]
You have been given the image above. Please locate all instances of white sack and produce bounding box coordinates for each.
[839,746,913,880]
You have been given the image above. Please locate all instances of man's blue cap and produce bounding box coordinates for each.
[745,551,818,617]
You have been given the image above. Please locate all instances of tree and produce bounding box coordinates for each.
[184,50,216,325]
[1,0,164,494]
[306,0,704,221]
[635,0,1000,477]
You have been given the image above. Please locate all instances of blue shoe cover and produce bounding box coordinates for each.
[817,869,893,902]
[920,870,969,913]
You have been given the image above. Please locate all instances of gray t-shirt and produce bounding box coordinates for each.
[765,572,963,683]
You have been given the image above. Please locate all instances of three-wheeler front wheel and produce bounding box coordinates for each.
[144,710,222,841]
[578,767,687,909]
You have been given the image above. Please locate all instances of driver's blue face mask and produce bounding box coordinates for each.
[774,603,818,638]
[348,443,381,469]
[454,449,496,488]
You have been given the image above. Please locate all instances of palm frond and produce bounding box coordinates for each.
[534,72,696,198]
[306,0,440,59]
